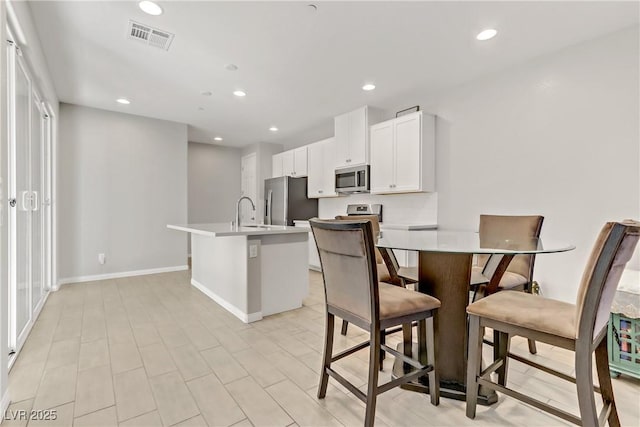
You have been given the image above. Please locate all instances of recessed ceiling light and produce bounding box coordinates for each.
[476,29,497,41]
[214,136,223,141]
[116,98,131,105]
[269,126,279,132]
[201,91,212,96]
[233,90,246,97]
[225,64,238,71]
[138,1,163,16]
[362,83,376,91]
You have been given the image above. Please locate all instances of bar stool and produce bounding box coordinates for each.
[310,218,441,427]
[466,220,640,427]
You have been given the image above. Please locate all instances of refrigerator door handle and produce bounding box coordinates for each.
[266,190,273,225]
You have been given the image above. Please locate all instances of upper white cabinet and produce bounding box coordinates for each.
[272,153,284,178]
[272,146,308,178]
[334,106,380,168]
[370,111,435,194]
[293,146,308,176]
[307,137,339,198]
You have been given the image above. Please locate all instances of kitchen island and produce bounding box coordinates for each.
[167,223,309,323]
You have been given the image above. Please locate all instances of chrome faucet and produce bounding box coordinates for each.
[235,196,256,229]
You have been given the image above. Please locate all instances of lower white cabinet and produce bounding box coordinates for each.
[294,221,321,271]
[370,111,435,194]
[307,137,338,198]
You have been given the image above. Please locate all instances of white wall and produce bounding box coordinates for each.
[381,26,639,302]
[57,104,188,283]
[188,142,242,224]
[187,142,242,253]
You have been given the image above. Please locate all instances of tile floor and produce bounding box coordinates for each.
[4,270,640,426]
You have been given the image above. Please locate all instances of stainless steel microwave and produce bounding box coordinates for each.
[335,165,370,193]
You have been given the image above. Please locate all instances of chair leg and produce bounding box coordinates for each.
[341,319,348,335]
[466,315,483,419]
[495,331,510,386]
[527,339,537,355]
[379,331,386,370]
[575,344,598,427]
[364,326,381,427]
[318,314,335,399]
[402,323,412,358]
[595,338,621,427]
[425,317,439,406]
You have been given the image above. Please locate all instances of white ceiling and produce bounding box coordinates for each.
[29,1,639,147]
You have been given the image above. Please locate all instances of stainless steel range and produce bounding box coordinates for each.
[346,204,383,222]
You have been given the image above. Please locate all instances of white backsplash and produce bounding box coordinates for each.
[318,192,438,225]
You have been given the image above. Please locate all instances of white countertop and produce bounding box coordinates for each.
[293,220,437,231]
[167,223,309,237]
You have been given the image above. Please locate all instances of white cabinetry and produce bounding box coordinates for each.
[272,146,308,178]
[272,153,283,178]
[370,111,435,194]
[334,106,380,168]
[294,221,321,271]
[307,137,338,198]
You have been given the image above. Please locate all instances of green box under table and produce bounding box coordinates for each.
[608,312,640,379]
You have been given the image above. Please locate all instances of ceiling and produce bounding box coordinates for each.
[29,1,639,147]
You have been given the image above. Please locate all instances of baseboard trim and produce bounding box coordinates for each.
[0,389,10,419]
[190,278,262,323]
[56,265,189,288]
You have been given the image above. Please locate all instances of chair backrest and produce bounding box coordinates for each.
[478,215,544,280]
[575,220,640,341]
[310,218,379,326]
[335,215,383,264]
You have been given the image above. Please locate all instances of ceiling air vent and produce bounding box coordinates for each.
[127,20,174,51]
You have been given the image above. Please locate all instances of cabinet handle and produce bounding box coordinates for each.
[346,159,351,163]
[318,190,323,194]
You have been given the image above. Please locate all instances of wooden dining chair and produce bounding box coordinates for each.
[466,220,640,427]
[334,215,406,336]
[471,214,544,354]
[310,218,440,427]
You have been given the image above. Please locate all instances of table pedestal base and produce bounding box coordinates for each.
[391,343,497,406]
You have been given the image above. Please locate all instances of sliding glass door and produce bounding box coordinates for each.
[7,38,52,355]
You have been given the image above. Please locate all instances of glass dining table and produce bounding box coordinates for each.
[376,229,575,404]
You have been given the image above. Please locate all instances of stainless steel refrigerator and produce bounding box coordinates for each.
[264,176,318,226]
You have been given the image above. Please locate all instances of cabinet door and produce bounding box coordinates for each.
[272,153,283,177]
[349,107,367,165]
[293,146,308,177]
[334,113,350,167]
[394,113,421,192]
[322,137,338,196]
[282,150,295,176]
[306,142,324,198]
[370,121,394,193]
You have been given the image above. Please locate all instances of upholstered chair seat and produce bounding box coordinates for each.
[378,282,440,319]
[470,268,528,289]
[466,291,576,339]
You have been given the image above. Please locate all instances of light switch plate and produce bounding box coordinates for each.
[249,245,258,258]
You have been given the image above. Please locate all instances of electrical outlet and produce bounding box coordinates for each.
[98,253,106,265]
[249,245,258,258]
